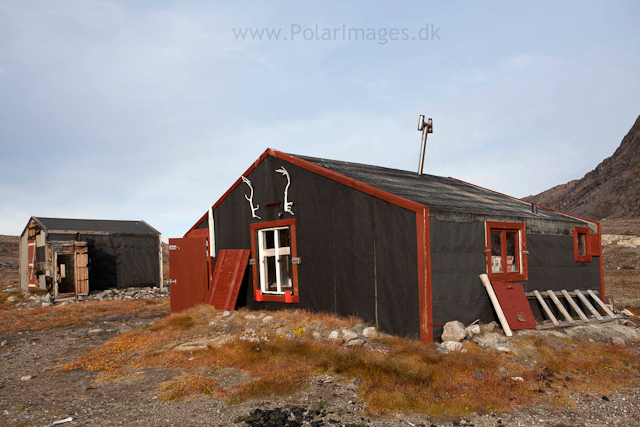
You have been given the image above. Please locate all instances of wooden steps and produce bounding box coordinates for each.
[525,289,620,329]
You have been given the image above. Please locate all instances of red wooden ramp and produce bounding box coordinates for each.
[205,249,251,311]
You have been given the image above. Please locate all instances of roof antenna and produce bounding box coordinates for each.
[417,115,433,175]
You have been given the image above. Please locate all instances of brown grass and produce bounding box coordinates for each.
[62,305,640,416]
[0,299,168,333]
[159,373,223,401]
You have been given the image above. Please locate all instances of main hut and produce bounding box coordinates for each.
[169,149,603,342]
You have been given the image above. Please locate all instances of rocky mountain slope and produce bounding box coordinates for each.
[525,115,640,220]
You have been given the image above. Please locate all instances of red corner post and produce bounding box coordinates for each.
[416,208,433,342]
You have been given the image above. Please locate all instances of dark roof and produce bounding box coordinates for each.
[32,217,160,235]
[293,154,581,222]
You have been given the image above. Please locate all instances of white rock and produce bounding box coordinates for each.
[88,329,104,334]
[440,341,464,352]
[52,417,73,425]
[0,340,6,347]
[262,315,274,324]
[20,375,32,381]
[610,337,625,346]
[342,329,358,342]
[328,330,342,342]
[346,339,365,347]
[511,376,524,382]
[481,321,498,333]
[496,346,511,352]
[222,311,231,316]
[362,327,378,338]
[441,321,467,342]
[466,324,481,335]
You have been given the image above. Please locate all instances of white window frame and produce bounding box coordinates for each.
[257,226,292,294]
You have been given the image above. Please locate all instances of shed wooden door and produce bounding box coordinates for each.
[75,251,89,296]
[27,240,36,287]
[169,237,209,313]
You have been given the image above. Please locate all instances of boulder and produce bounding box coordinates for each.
[346,339,365,347]
[481,321,498,333]
[328,330,342,342]
[440,341,464,352]
[342,329,358,342]
[466,324,481,335]
[441,321,467,342]
[362,326,378,338]
[610,337,625,347]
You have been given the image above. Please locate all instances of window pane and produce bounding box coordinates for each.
[266,256,277,291]
[278,228,291,248]
[279,254,292,293]
[265,231,275,249]
[506,231,518,272]
[578,233,587,256]
[490,231,503,273]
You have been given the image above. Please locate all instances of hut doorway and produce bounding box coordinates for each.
[52,242,89,299]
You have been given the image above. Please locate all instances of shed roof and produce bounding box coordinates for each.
[292,154,581,222]
[31,217,160,235]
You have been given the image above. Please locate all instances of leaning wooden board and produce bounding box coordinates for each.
[205,249,251,311]
[491,281,537,330]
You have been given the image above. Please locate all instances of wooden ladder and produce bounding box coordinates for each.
[526,289,620,329]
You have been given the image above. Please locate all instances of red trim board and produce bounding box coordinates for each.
[416,208,433,343]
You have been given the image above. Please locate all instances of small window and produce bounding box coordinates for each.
[485,221,527,281]
[573,227,592,262]
[251,219,299,303]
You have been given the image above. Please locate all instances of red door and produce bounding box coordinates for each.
[168,237,209,313]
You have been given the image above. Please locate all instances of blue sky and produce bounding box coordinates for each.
[1,1,638,239]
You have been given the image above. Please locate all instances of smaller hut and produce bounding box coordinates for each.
[19,217,162,299]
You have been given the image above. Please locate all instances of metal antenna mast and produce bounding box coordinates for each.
[417,115,433,175]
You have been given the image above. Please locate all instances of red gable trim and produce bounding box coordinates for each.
[186,148,427,236]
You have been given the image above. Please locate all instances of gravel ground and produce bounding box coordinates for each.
[1,304,639,427]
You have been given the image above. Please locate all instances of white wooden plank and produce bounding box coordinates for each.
[586,290,617,319]
[547,289,574,323]
[575,290,603,321]
[534,290,559,326]
[479,274,513,337]
[562,290,589,321]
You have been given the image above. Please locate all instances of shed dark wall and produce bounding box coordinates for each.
[47,233,160,290]
[212,155,421,338]
[429,217,601,338]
